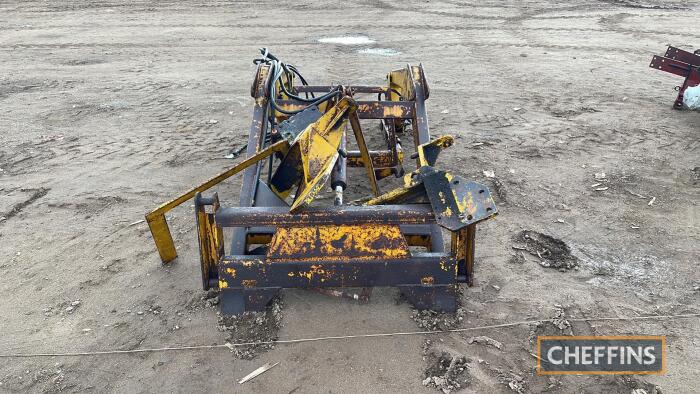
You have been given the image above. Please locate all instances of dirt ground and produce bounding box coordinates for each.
[1,0,699,393]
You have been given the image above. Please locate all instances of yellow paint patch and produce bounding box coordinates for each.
[382,105,405,118]
[218,279,228,289]
[455,191,478,216]
[444,205,453,218]
[267,224,410,262]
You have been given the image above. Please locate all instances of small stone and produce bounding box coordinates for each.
[65,306,74,313]
[208,119,218,124]
[468,335,503,349]
[137,311,144,315]
[82,328,91,332]
[492,285,501,291]
[483,170,495,178]
[70,300,81,307]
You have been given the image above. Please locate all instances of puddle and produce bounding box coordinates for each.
[318,36,375,45]
[358,48,401,56]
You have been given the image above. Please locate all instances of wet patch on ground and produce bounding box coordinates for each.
[218,298,283,359]
[513,230,578,270]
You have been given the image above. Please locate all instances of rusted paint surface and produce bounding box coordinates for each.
[195,192,223,290]
[346,149,404,180]
[357,101,413,119]
[346,150,396,168]
[650,46,700,109]
[218,256,458,289]
[348,110,380,196]
[145,140,289,264]
[147,58,500,315]
[266,224,410,262]
[419,167,497,231]
[241,279,258,288]
[416,135,453,167]
[405,234,432,249]
[276,100,414,119]
[246,233,273,245]
[269,97,357,212]
[216,205,437,227]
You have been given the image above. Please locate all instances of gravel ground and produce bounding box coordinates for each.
[0,0,698,392]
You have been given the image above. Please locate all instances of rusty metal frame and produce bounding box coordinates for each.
[147,60,498,316]
[650,46,700,109]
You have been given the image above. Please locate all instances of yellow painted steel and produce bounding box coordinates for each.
[145,140,290,263]
[196,193,223,288]
[348,111,380,197]
[364,183,423,206]
[416,135,453,167]
[289,97,357,212]
[387,65,416,101]
[266,224,410,262]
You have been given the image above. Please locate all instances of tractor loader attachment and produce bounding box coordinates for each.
[145,49,498,315]
[650,46,700,109]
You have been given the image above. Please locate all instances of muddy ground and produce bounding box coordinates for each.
[1,0,698,393]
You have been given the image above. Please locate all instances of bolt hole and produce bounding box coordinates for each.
[453,180,459,185]
[479,189,485,194]
[467,215,473,220]
[486,207,492,212]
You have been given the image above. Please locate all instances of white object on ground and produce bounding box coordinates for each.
[357,48,400,56]
[238,362,279,384]
[318,36,374,45]
[684,84,700,110]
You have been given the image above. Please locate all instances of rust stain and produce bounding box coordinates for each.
[242,279,257,288]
